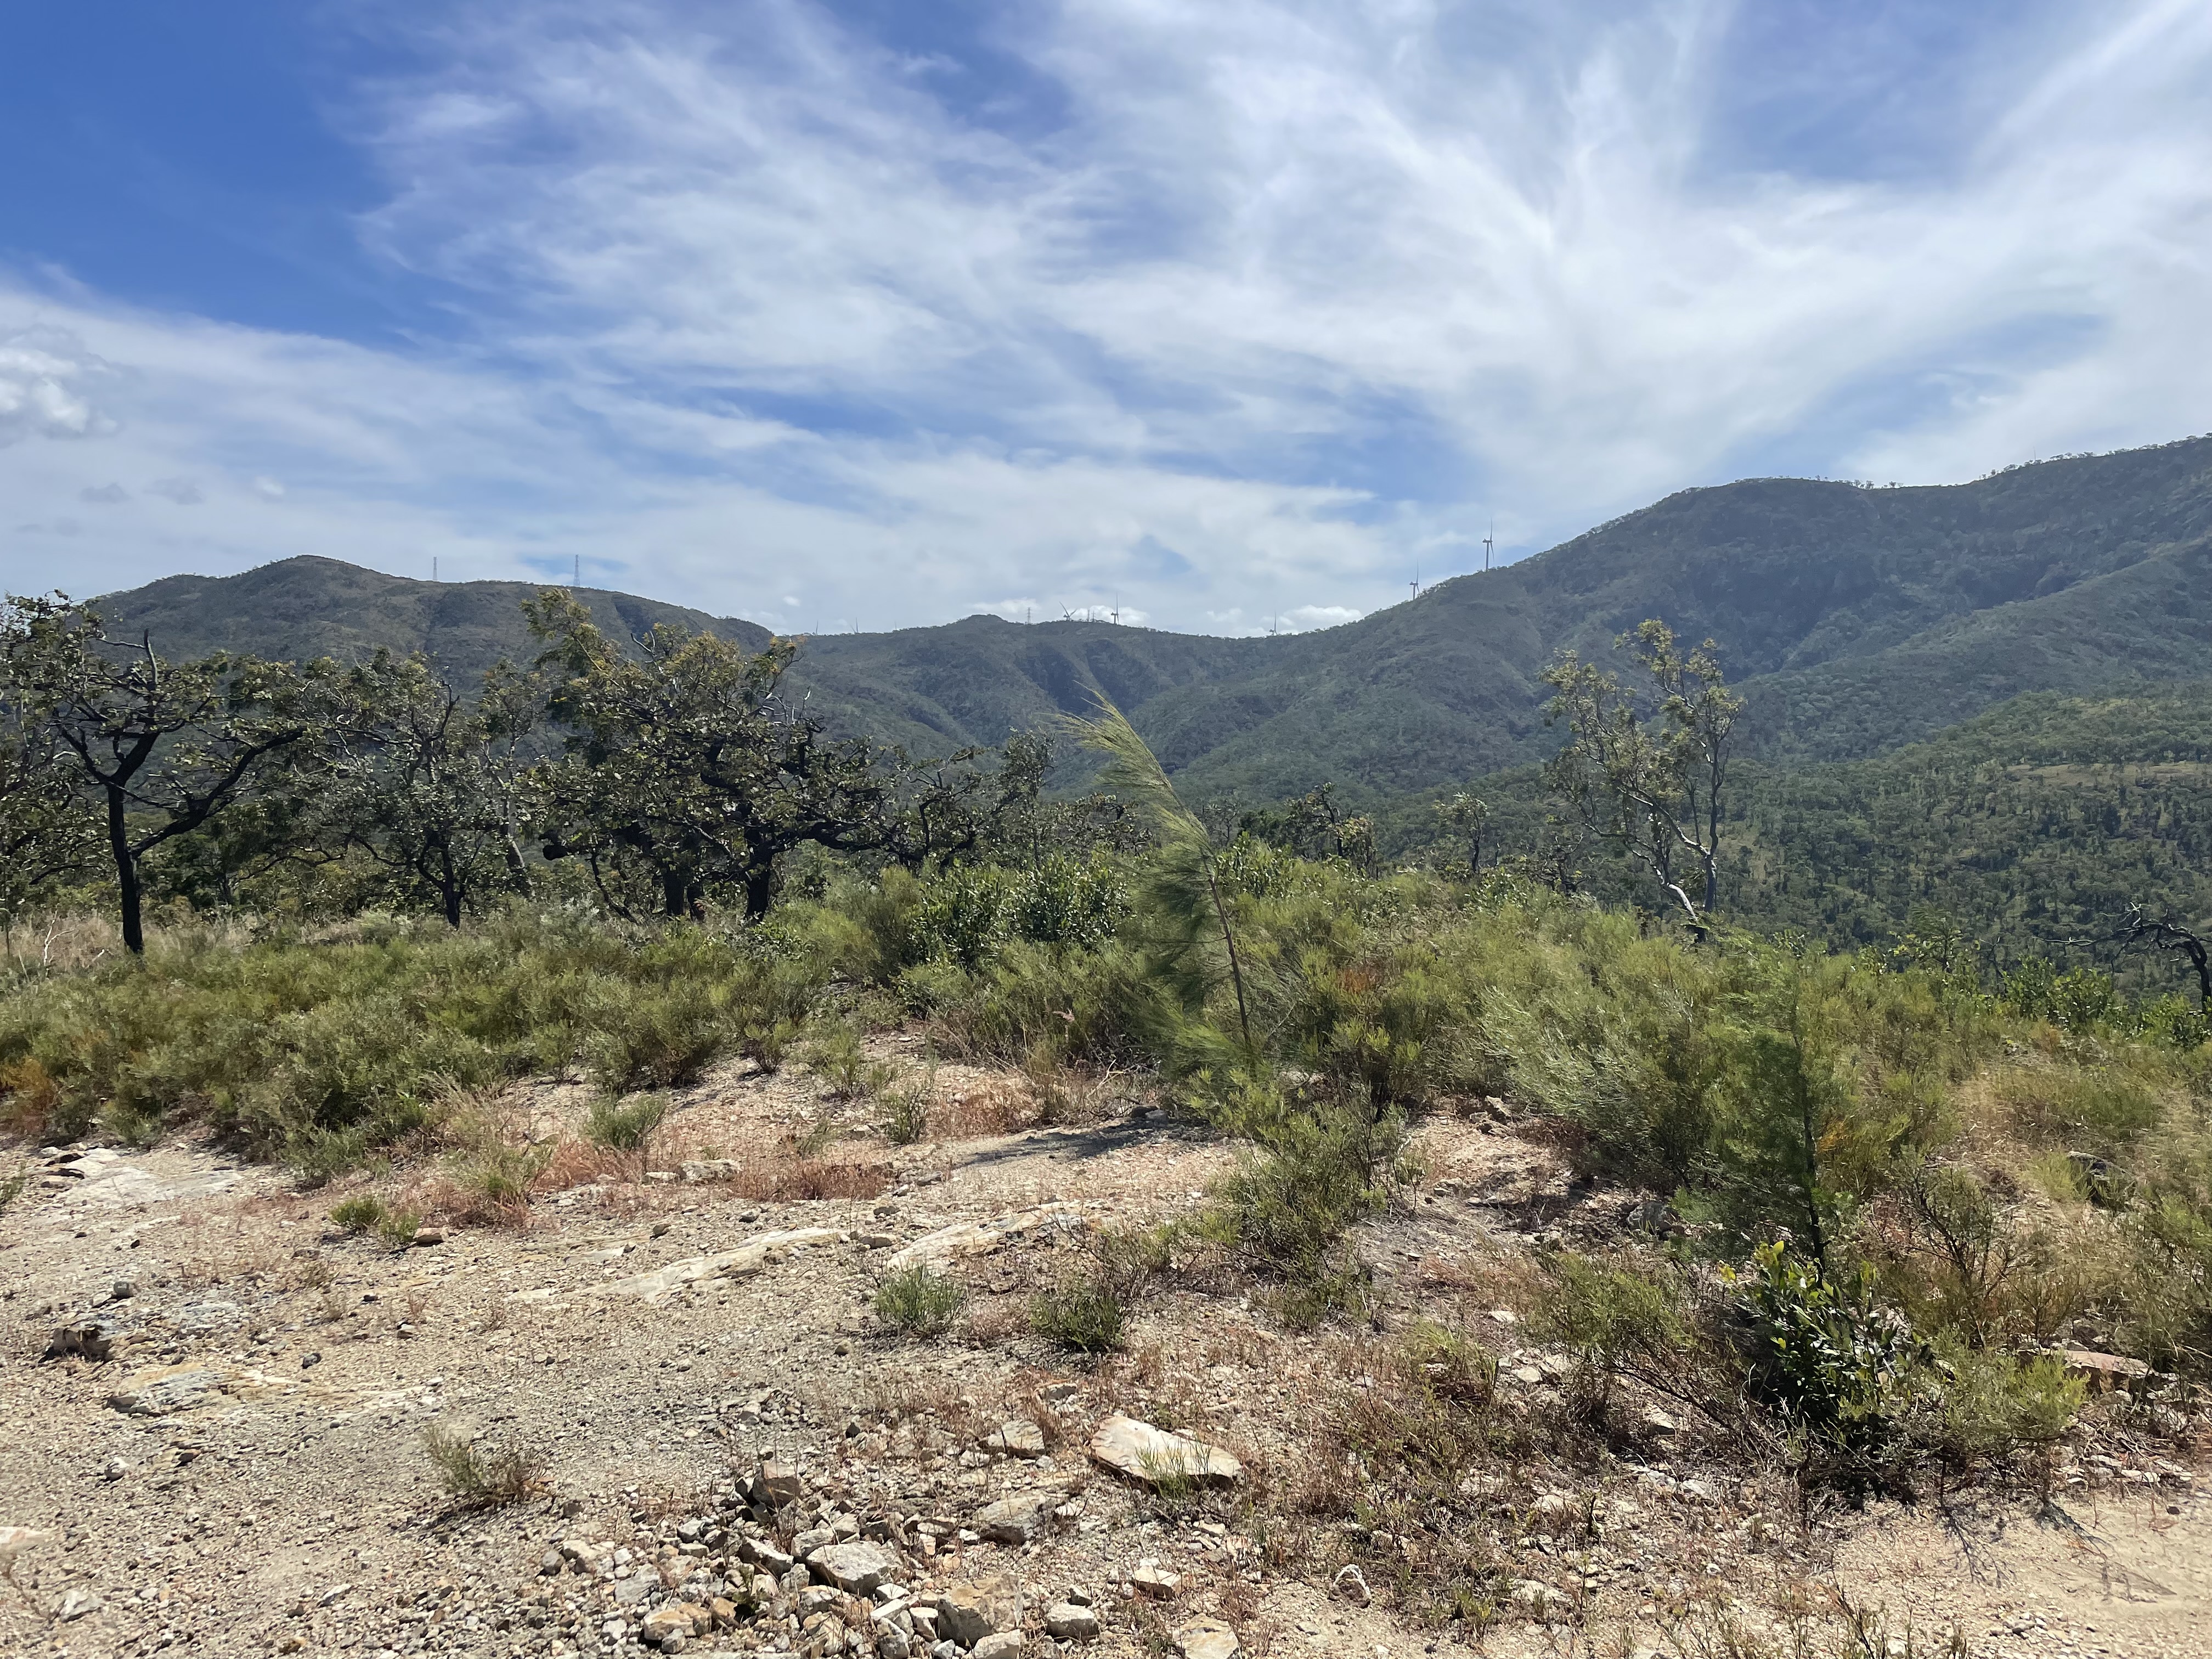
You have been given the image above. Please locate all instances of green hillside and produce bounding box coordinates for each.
[1404,683,2212,977]
[82,435,2212,806]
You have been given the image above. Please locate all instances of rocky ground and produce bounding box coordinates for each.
[3,1053,2207,1659]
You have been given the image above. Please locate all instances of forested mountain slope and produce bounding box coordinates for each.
[82,435,2212,800]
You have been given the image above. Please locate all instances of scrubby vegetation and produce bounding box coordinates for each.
[4,585,2208,1539]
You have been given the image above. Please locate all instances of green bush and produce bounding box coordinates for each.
[375,1204,425,1250]
[1030,1272,1126,1352]
[1730,1242,1920,1494]
[1530,1250,1700,1418]
[585,1092,667,1152]
[1198,1084,1394,1325]
[874,1265,964,1336]
[330,1194,388,1234]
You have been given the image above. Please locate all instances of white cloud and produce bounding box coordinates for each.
[0,326,116,445]
[3,1,2210,624]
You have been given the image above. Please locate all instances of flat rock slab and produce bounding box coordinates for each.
[885,1204,1085,1270]
[601,1228,844,1300]
[107,1363,324,1416]
[974,1489,1057,1545]
[2064,1349,2153,1389]
[808,1541,900,1595]
[50,1149,243,1210]
[936,1575,1020,1646]
[1174,1618,1239,1659]
[1088,1414,1243,1487]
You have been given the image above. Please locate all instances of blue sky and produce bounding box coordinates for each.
[2,1,2207,635]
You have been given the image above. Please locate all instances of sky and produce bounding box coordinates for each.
[1,1,2208,637]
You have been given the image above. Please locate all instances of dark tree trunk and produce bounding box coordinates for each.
[107,785,144,955]
[661,865,691,918]
[743,862,775,921]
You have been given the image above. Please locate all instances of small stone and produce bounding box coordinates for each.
[859,1232,898,1249]
[984,1419,1048,1457]
[975,1489,1057,1545]
[1172,1618,1239,1659]
[937,1574,1020,1646]
[811,1542,900,1596]
[1042,1383,1082,1404]
[1510,1365,1544,1386]
[1046,1602,1101,1640]
[974,1634,1024,1659]
[1132,1566,1180,1599]
[56,1587,104,1622]
[1640,1404,1678,1436]
[410,1228,445,1247]
[758,1459,805,1506]
[743,1537,796,1575]
[44,1320,118,1363]
[1332,1565,1369,1607]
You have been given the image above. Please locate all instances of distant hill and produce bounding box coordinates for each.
[87,435,2212,802]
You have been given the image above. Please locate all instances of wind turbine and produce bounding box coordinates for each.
[1483,519,1494,574]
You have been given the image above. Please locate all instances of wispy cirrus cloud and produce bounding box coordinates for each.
[2,0,2209,631]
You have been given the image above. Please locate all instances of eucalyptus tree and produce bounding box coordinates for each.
[1542,619,1742,935]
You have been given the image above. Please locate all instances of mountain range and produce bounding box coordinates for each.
[83,435,2212,809]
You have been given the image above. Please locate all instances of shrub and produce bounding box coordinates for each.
[375,1204,425,1251]
[1530,1250,1701,1419]
[330,1194,388,1235]
[450,1143,552,1223]
[1198,1084,1395,1325]
[578,978,728,1092]
[585,1092,667,1153]
[874,1265,964,1336]
[803,1024,870,1097]
[1730,1242,1920,1495]
[878,1071,933,1145]
[1030,1271,1126,1352]
[422,1424,545,1506]
[1919,1338,2083,1476]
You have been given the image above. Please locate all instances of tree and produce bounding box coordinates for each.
[524,592,889,919]
[0,693,99,916]
[329,653,540,926]
[1542,619,1742,934]
[2116,903,2212,1011]
[1432,791,1489,877]
[0,595,343,953]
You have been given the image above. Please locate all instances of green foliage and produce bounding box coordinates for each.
[329,1194,388,1234]
[877,1069,933,1146]
[584,1092,667,1152]
[1530,1250,1699,1416]
[375,1204,425,1250]
[1731,1243,1920,1493]
[874,1265,964,1336]
[1030,1271,1127,1353]
[0,1161,25,1218]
